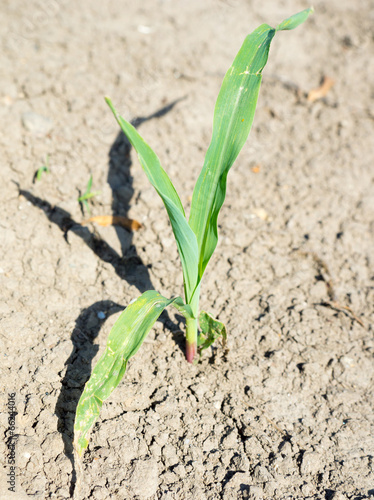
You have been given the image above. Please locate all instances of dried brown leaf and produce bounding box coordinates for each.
[82,215,142,231]
[307,76,335,102]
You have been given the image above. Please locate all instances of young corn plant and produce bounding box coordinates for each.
[74,8,313,457]
[34,154,50,183]
[78,174,101,214]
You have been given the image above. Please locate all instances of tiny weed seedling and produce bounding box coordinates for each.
[78,174,101,214]
[74,9,313,457]
[34,154,50,182]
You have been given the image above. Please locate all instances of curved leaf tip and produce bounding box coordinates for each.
[276,7,314,32]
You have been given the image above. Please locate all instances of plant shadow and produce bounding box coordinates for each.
[17,98,185,496]
[55,300,124,496]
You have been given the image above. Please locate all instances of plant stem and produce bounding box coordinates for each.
[185,284,200,363]
[186,317,198,363]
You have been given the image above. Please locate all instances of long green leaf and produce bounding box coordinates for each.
[105,98,199,304]
[74,291,191,457]
[189,8,313,278]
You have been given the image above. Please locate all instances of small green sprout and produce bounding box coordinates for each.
[74,8,313,457]
[34,154,50,182]
[77,175,101,214]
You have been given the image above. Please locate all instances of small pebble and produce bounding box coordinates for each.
[137,25,153,34]
[22,111,53,136]
[300,451,321,475]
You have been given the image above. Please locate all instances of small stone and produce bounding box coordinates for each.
[162,444,179,466]
[252,207,271,221]
[300,451,322,475]
[22,111,53,136]
[230,453,250,472]
[253,465,273,482]
[221,428,238,448]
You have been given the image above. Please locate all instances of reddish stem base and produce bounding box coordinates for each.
[186,341,197,363]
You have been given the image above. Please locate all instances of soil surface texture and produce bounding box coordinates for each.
[1,1,373,499]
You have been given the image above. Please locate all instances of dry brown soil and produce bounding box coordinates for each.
[1,1,374,499]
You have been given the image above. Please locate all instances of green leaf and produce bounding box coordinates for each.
[36,165,49,181]
[78,191,101,201]
[74,291,190,457]
[34,155,50,182]
[105,98,199,305]
[86,174,93,194]
[77,174,101,216]
[276,7,313,31]
[189,8,313,279]
[198,310,227,354]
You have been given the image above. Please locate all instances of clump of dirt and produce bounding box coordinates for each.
[1,1,373,499]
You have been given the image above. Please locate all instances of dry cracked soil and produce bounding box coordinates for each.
[1,1,374,499]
